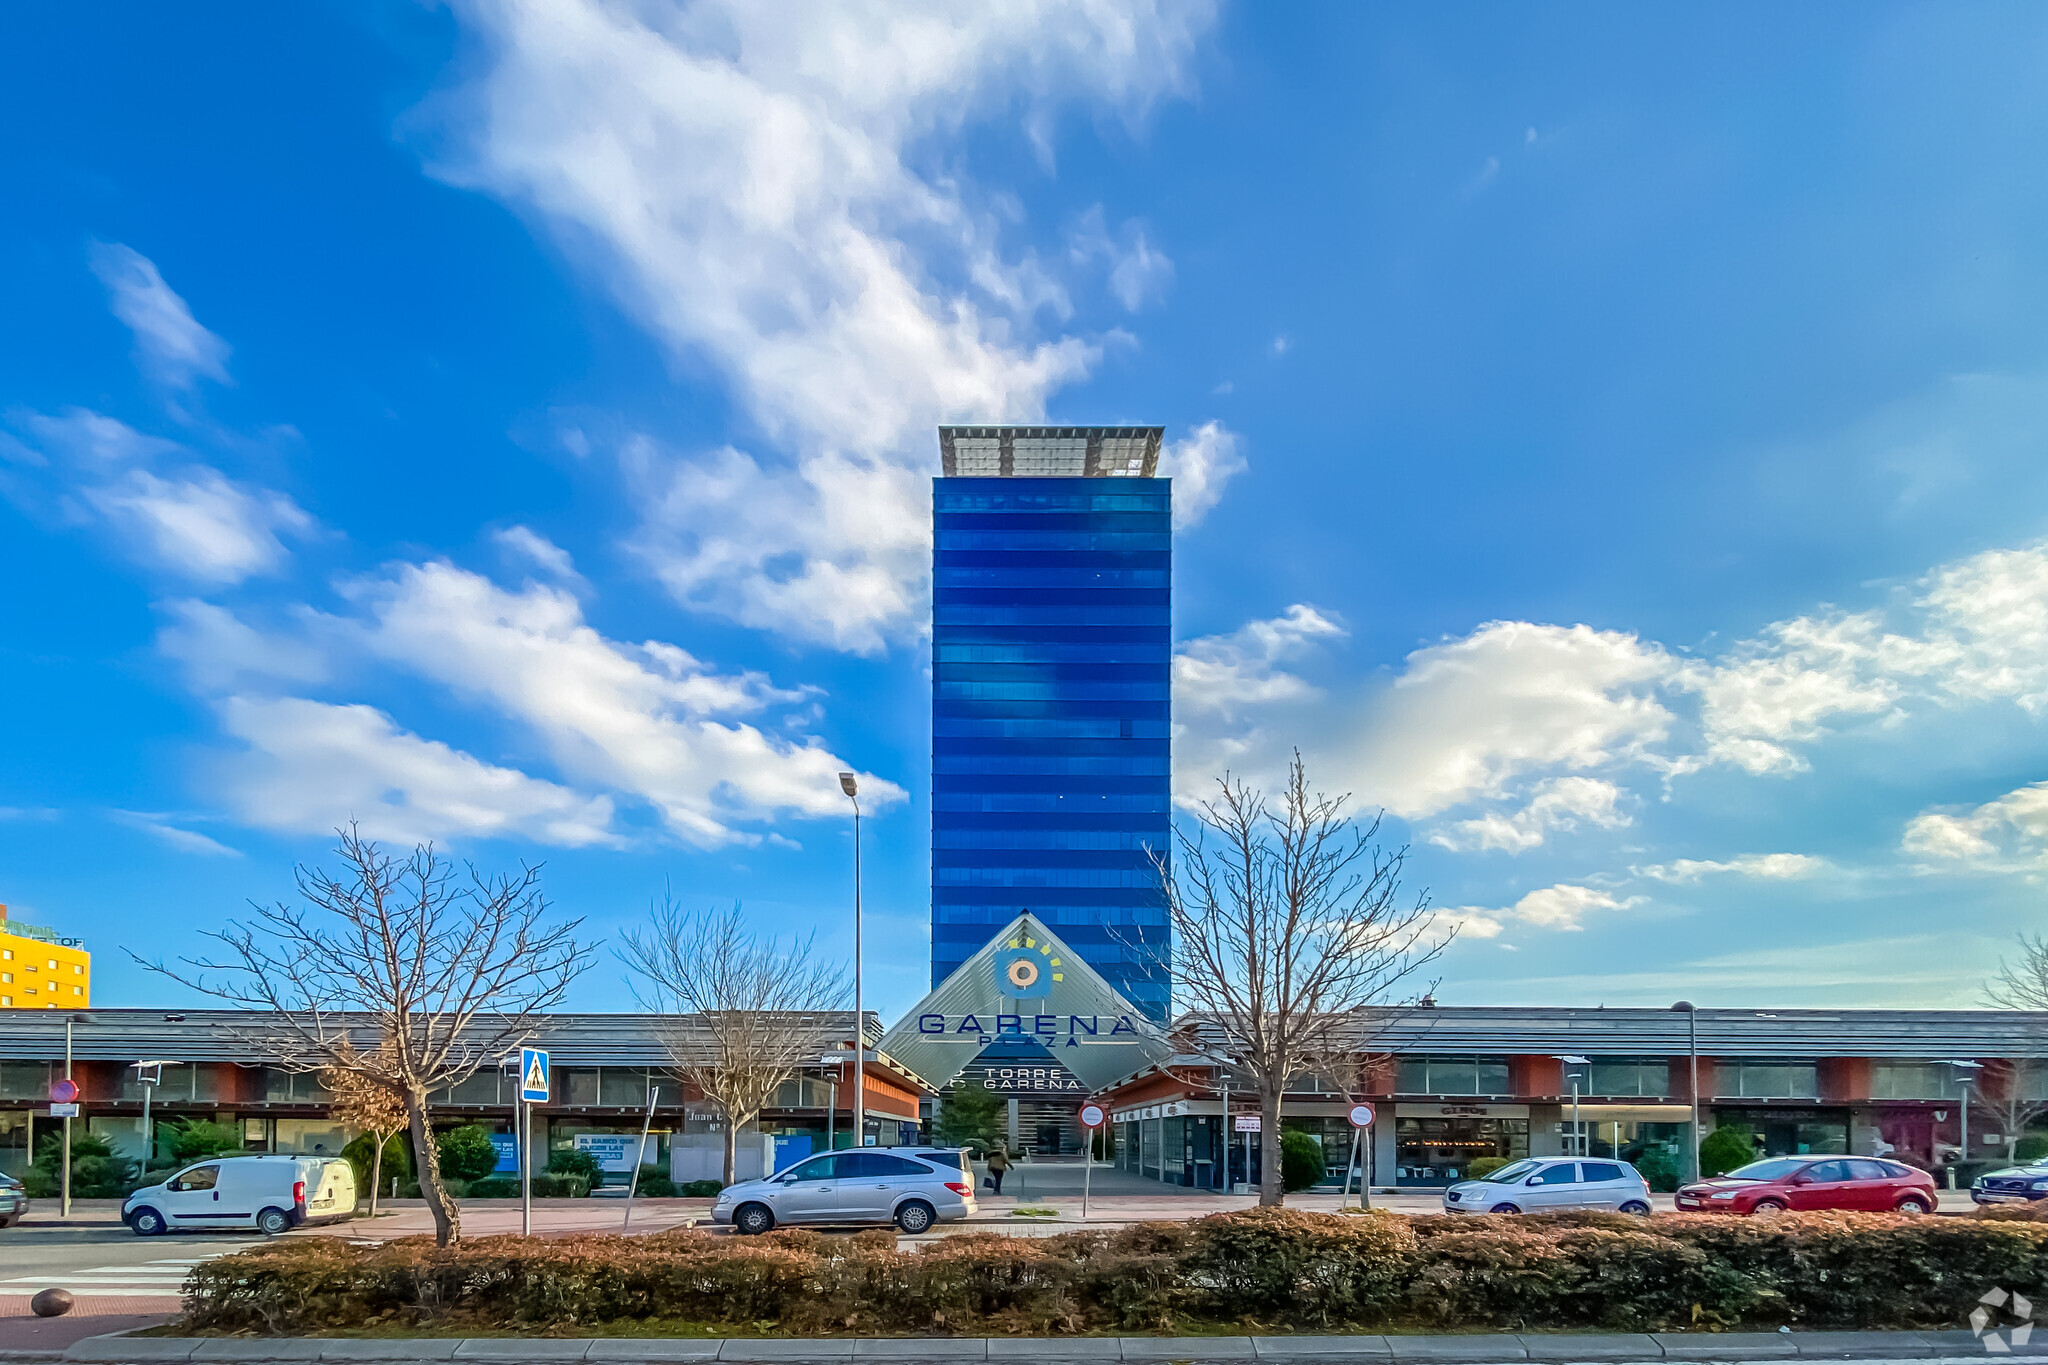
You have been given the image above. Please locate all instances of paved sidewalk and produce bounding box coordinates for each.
[34,1329,2029,1364]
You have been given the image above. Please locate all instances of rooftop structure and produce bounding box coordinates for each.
[938,426,1162,477]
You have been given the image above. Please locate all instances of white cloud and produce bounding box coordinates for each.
[1069,207,1174,311]
[1435,882,1641,940]
[1175,604,1344,719]
[4,408,313,585]
[1903,781,2048,868]
[431,0,1213,647]
[216,696,620,848]
[85,466,311,585]
[1346,622,1678,819]
[108,811,242,858]
[348,559,903,845]
[1157,420,1246,530]
[1637,853,1828,882]
[1430,777,1629,854]
[87,243,231,388]
[156,599,330,693]
[492,524,589,592]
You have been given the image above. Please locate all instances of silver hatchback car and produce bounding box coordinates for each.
[713,1148,978,1235]
[1442,1157,1654,1215]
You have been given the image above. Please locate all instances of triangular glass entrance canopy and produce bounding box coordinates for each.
[879,913,1173,1093]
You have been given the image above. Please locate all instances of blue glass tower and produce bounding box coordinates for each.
[930,426,1172,1020]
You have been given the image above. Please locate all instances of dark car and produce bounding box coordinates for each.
[1973,1161,2048,1205]
[1675,1156,1935,1215]
[0,1172,27,1228]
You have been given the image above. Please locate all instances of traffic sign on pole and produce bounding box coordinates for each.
[1079,1103,1105,1128]
[48,1103,79,1119]
[50,1079,78,1105]
[520,1048,550,1103]
[1348,1102,1375,1128]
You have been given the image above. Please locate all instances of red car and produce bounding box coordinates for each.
[1675,1155,1936,1215]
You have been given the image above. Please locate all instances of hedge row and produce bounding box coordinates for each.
[181,1206,2048,1336]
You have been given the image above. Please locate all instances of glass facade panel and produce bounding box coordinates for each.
[930,476,1172,1016]
[1395,1056,1513,1095]
[1719,1062,1820,1099]
[1588,1059,1673,1097]
[1870,1062,1967,1100]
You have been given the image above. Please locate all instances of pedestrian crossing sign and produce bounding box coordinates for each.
[520,1048,549,1103]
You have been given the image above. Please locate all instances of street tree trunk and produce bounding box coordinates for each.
[368,1139,384,1219]
[1260,1085,1284,1207]
[723,1112,739,1187]
[408,1094,460,1246]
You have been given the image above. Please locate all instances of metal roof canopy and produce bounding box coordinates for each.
[877,913,1172,1091]
[938,426,1163,478]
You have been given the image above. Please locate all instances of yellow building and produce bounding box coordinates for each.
[0,905,89,1009]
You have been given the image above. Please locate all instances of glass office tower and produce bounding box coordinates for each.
[930,426,1172,1019]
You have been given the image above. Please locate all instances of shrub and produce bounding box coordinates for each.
[680,1178,723,1197]
[459,1173,589,1199]
[34,1131,137,1198]
[165,1119,243,1164]
[435,1126,501,1183]
[2016,1134,2048,1163]
[1633,1146,1681,1192]
[632,1167,677,1197]
[177,1204,2048,1337]
[935,1083,1005,1153]
[1698,1122,1756,1177]
[341,1130,411,1194]
[1279,1130,1328,1193]
[547,1146,604,1188]
[1466,1156,1511,1180]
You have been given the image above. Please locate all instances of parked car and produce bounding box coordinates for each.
[1972,1160,2048,1204]
[0,1172,26,1228]
[1675,1156,1935,1215]
[713,1147,977,1235]
[124,1154,357,1236]
[1441,1158,1653,1214]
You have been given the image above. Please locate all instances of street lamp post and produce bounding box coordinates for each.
[1943,1060,1984,1174]
[839,773,865,1149]
[1553,1055,1590,1156]
[131,1061,179,1172]
[1672,1002,1700,1182]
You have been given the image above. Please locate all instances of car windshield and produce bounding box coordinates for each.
[1479,1159,1543,1183]
[1722,1158,1811,1182]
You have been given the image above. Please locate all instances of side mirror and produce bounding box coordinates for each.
[1789,1173,1813,1185]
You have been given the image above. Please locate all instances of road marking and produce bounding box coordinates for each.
[0,1251,255,1297]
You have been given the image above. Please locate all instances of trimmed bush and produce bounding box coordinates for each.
[435,1126,500,1183]
[1633,1146,1681,1192]
[680,1178,723,1197]
[178,1205,2048,1337]
[547,1146,604,1189]
[1279,1130,1327,1193]
[1465,1156,1510,1181]
[1698,1123,1755,1178]
[2015,1134,2048,1163]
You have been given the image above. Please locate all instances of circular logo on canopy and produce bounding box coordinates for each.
[1005,957,1040,990]
[1348,1102,1375,1128]
[1080,1103,1106,1128]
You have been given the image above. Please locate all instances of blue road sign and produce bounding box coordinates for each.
[520,1047,550,1103]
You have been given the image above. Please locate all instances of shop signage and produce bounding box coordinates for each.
[574,1132,650,1174]
[915,1012,1149,1046]
[960,1062,1088,1094]
[1234,1115,1261,1132]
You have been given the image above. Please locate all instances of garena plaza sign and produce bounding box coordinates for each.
[915,1012,1148,1046]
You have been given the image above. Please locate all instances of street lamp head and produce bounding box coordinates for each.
[1553,1055,1591,1065]
[1943,1059,1984,1069]
[839,772,858,798]
[1670,1000,1695,1012]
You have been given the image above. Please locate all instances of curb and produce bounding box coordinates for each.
[33,1331,2029,1365]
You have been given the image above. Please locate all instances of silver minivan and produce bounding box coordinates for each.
[125,1154,357,1236]
[713,1148,977,1235]
[1442,1157,1653,1215]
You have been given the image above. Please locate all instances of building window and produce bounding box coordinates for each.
[72,965,82,975]
[1,974,10,983]
[44,961,54,970]
[1395,1056,1512,1095]
[1870,1062,1970,1100]
[71,986,82,996]
[0,997,8,1007]
[1719,1062,1819,1099]
[1587,1059,1672,1097]
[1394,1115,1530,1185]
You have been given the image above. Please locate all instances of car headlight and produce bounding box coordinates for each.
[1709,1191,1736,1200]
[2029,1181,2048,1192]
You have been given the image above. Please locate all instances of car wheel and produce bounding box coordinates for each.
[1489,1202,1522,1214]
[895,1201,936,1235]
[130,1207,166,1237]
[733,1203,775,1236]
[256,1207,291,1237]
[1750,1198,1788,1216]
[1619,1200,1651,1216]
[1895,1194,1932,1215]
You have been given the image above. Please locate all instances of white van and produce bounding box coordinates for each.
[124,1154,357,1236]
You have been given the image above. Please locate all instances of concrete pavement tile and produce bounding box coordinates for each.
[65,1338,202,1363]
[452,1342,595,1361]
[720,1344,856,1362]
[1253,1338,1393,1359]
[1515,1335,1662,1361]
[1650,1337,1797,1361]
[1789,1333,1935,1360]
[190,1344,328,1363]
[1385,1337,1528,1363]
[316,1343,461,1362]
[851,1343,986,1360]
[583,1345,725,1362]
[1120,1341,1256,1360]
[987,1341,1119,1360]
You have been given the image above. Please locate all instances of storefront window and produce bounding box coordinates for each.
[1588,1059,1671,1097]
[1714,1107,1848,1156]
[1394,1115,1528,1185]
[1718,1063,1819,1099]
[600,1068,650,1107]
[1870,1063,1967,1100]
[0,1063,50,1100]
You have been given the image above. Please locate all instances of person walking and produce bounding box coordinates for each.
[986,1144,1010,1195]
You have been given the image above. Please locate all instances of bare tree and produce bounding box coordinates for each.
[139,828,592,1246]
[321,1050,409,1220]
[619,897,849,1184]
[1154,753,1443,1207]
[1982,934,2048,1157]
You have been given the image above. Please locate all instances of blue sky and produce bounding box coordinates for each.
[8,2,2048,1016]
